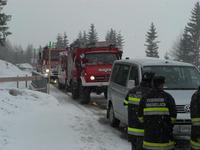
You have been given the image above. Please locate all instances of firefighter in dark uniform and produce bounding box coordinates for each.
[124,72,154,150]
[190,86,200,150]
[138,76,177,150]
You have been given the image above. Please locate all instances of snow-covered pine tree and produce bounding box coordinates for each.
[174,28,193,63]
[56,34,64,49]
[0,0,11,46]
[82,31,88,46]
[116,32,124,51]
[105,28,117,45]
[63,32,69,48]
[186,2,200,67]
[145,23,160,58]
[87,24,98,45]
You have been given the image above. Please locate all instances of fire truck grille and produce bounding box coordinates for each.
[95,75,110,82]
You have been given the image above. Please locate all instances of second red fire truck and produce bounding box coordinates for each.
[58,42,122,104]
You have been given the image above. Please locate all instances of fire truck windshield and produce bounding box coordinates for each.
[85,53,117,65]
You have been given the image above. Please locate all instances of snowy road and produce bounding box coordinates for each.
[50,85,191,150]
[49,85,131,150]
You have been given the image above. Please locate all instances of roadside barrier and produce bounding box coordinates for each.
[0,71,48,93]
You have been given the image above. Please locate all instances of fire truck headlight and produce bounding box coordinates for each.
[46,69,50,73]
[90,76,95,81]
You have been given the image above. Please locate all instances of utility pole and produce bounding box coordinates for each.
[48,42,52,94]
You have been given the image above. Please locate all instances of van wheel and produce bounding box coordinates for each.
[108,104,120,127]
[80,87,91,104]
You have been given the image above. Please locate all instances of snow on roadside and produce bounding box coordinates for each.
[0,87,130,150]
[0,59,31,88]
[0,88,61,150]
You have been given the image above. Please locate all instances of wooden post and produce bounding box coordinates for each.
[17,75,19,88]
[25,74,28,88]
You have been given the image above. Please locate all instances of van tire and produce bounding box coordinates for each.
[108,104,120,127]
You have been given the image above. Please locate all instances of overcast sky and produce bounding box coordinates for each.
[4,0,199,58]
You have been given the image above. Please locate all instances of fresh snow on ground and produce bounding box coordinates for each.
[0,60,31,89]
[0,59,130,150]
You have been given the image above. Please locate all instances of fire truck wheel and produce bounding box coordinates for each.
[58,82,62,89]
[71,82,79,99]
[80,88,91,104]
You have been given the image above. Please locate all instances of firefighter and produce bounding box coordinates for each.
[190,86,200,150]
[138,76,177,150]
[124,72,154,150]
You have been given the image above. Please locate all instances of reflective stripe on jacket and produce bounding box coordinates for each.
[144,107,169,115]
[190,140,200,149]
[192,118,200,126]
[143,141,175,150]
[128,127,144,136]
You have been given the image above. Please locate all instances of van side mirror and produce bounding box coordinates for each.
[127,80,135,89]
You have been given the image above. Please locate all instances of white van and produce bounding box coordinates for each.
[107,58,200,139]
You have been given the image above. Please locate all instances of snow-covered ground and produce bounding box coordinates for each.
[0,59,130,150]
[0,60,31,89]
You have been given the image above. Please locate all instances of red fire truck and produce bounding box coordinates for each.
[58,42,122,104]
[38,46,67,83]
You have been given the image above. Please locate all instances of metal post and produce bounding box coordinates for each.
[48,42,52,94]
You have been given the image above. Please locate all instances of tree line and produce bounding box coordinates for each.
[52,24,124,51]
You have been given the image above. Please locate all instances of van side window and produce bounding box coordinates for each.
[129,66,139,86]
[111,64,120,82]
[113,64,130,86]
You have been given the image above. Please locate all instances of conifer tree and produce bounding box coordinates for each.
[105,29,124,51]
[87,24,98,45]
[0,0,11,45]
[56,34,64,49]
[116,32,124,51]
[145,23,160,58]
[82,31,88,45]
[105,28,117,45]
[174,29,193,63]
[185,2,200,67]
[63,32,69,48]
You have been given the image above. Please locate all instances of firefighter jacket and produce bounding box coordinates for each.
[190,89,200,150]
[124,83,151,139]
[138,88,177,150]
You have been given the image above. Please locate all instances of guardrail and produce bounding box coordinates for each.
[30,71,48,93]
[0,71,48,93]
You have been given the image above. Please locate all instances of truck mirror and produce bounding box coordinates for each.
[127,80,135,89]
